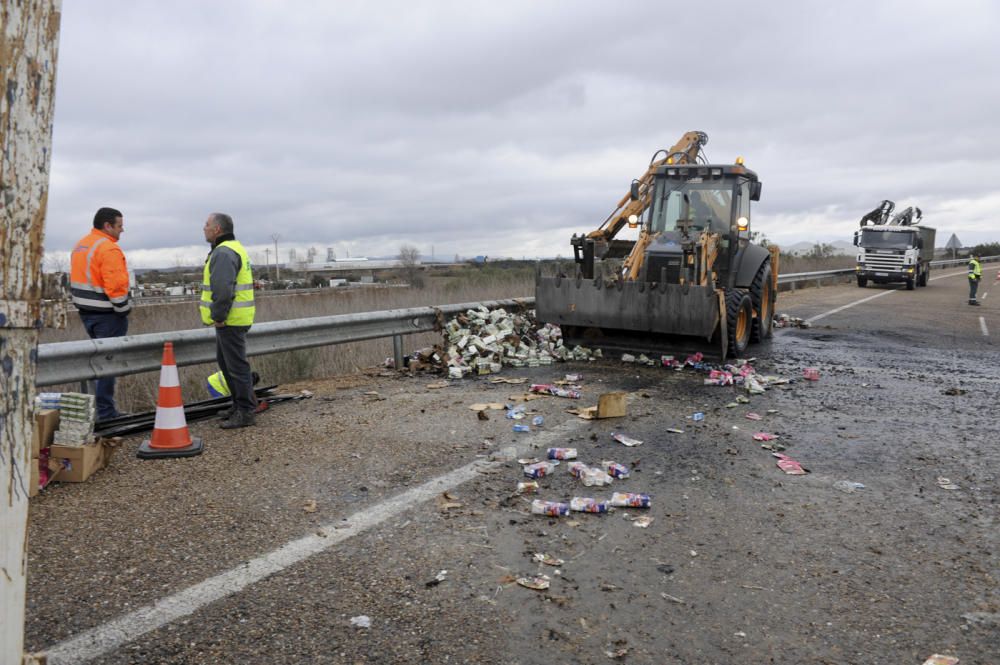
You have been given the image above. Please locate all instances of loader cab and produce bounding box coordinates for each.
[644,164,761,257]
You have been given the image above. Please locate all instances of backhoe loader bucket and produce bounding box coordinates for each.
[536,270,729,360]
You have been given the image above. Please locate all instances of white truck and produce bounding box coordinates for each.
[854,201,935,290]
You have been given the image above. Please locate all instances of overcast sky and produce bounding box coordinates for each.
[44,0,1000,269]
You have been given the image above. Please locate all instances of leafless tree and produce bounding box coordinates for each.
[397,244,424,288]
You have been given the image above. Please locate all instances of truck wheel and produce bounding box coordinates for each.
[726,289,753,357]
[857,276,867,288]
[749,261,774,342]
[919,268,929,286]
[906,277,915,290]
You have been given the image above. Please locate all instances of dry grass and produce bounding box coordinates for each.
[41,270,534,412]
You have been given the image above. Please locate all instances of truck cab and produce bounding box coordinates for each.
[854,224,935,290]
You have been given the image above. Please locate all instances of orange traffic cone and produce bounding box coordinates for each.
[137,342,204,459]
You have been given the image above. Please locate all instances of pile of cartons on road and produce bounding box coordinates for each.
[406,306,601,377]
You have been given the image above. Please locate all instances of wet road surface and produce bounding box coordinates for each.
[25,269,999,664]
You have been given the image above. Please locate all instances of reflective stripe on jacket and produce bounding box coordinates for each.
[968,259,982,280]
[200,240,255,326]
[206,371,230,397]
[70,229,131,314]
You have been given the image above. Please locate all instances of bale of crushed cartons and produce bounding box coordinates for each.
[411,306,601,376]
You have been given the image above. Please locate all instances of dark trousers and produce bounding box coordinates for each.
[80,312,129,419]
[215,325,257,413]
[969,279,979,301]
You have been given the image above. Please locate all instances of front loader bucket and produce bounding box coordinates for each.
[535,273,728,360]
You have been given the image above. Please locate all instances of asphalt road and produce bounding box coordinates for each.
[25,269,999,664]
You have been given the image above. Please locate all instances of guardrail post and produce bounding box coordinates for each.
[0,3,62,663]
[392,334,404,370]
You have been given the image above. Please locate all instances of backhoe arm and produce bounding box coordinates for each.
[587,131,708,242]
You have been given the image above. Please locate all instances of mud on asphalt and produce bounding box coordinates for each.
[26,323,1000,664]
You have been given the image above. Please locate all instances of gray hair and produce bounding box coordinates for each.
[209,212,234,235]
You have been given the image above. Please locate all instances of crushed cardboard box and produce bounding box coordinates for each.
[49,438,120,483]
[568,392,627,420]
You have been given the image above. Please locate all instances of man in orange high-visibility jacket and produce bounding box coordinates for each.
[70,207,132,420]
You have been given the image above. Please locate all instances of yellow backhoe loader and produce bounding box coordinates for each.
[535,131,779,359]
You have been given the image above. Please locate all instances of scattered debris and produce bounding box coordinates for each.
[774,314,811,329]
[612,432,643,447]
[468,402,505,411]
[437,492,463,511]
[547,447,578,460]
[302,499,317,513]
[661,592,685,604]
[524,461,558,478]
[692,412,705,422]
[530,383,581,399]
[533,553,564,566]
[774,453,809,475]
[516,575,551,590]
[425,570,448,587]
[516,481,539,494]
[349,615,372,628]
[942,387,967,396]
[752,432,778,441]
[488,377,527,385]
[833,480,866,493]
[425,381,449,389]
[802,367,820,381]
[922,656,959,665]
[602,461,630,479]
[569,392,628,420]
[610,492,651,508]
[666,428,685,434]
[570,497,610,513]
[937,477,960,490]
[760,440,786,452]
[604,642,629,659]
[632,515,654,528]
[745,412,763,421]
[512,424,531,433]
[531,500,569,516]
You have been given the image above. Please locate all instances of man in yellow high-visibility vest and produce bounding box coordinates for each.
[968,254,982,306]
[201,212,258,428]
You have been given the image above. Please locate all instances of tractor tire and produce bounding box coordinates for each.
[726,288,753,358]
[857,276,868,288]
[749,261,775,343]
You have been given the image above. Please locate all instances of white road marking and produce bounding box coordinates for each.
[44,420,586,664]
[805,289,897,324]
[981,317,989,337]
[804,270,967,324]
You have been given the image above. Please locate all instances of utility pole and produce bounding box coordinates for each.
[1,3,63,664]
[264,248,270,283]
[271,234,281,282]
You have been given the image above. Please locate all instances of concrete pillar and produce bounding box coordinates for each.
[0,2,62,663]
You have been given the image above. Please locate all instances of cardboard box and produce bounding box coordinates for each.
[31,409,60,458]
[29,458,40,498]
[597,392,627,419]
[49,439,118,483]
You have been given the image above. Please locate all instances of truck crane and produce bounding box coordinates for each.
[536,130,779,359]
[854,202,935,290]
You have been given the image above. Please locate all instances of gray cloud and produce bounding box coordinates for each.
[44,0,1000,267]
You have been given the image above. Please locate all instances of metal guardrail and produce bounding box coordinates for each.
[36,256,997,387]
[776,255,998,286]
[36,298,533,387]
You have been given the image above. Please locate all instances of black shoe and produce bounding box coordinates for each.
[219,406,237,420]
[220,410,256,429]
[969,300,981,306]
